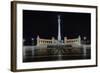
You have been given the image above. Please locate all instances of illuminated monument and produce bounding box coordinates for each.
[23,15,91,62]
[36,15,81,46]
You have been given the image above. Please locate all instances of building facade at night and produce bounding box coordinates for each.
[23,15,91,62]
[36,35,81,46]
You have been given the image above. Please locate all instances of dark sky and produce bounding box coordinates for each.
[23,10,91,42]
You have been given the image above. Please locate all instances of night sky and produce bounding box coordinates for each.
[23,10,91,45]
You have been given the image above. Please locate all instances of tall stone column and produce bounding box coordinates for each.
[52,37,55,44]
[64,37,67,44]
[78,35,81,45]
[58,15,61,41]
[37,35,40,46]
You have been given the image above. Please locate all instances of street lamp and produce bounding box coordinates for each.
[32,38,34,46]
[83,36,87,44]
[83,36,87,40]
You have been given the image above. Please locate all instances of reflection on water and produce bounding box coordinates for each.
[23,46,91,62]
